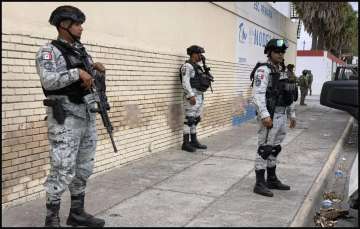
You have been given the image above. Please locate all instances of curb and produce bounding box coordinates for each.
[289,116,354,227]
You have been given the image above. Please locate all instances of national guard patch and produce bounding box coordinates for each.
[42,52,52,60]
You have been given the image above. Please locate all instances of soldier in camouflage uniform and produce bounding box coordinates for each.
[35,5,105,227]
[180,45,208,152]
[307,70,313,96]
[252,39,296,197]
[298,70,309,105]
[287,64,299,102]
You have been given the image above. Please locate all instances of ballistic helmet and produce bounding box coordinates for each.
[264,39,289,54]
[49,5,86,27]
[187,45,205,56]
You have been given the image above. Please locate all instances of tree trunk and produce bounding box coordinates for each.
[318,32,325,50]
[311,32,318,50]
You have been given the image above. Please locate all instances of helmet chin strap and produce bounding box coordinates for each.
[59,21,80,43]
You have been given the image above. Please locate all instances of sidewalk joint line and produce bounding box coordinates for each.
[151,187,217,198]
[182,168,254,227]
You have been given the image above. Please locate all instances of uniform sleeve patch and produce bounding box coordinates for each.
[42,52,52,60]
[256,72,265,80]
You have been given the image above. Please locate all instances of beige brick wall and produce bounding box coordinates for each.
[2,32,255,207]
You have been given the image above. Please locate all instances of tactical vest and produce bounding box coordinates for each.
[276,72,297,106]
[298,75,308,88]
[251,62,296,106]
[41,40,90,104]
[179,61,212,92]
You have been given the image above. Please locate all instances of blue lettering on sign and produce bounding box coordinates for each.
[254,2,260,12]
[254,29,272,47]
[253,2,272,18]
[238,22,248,43]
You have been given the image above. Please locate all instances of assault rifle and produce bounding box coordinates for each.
[77,44,118,153]
[201,54,214,93]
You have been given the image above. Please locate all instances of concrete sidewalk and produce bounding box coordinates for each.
[2,96,353,227]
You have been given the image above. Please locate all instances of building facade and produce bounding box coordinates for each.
[2,2,297,207]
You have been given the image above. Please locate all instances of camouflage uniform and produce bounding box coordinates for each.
[36,38,97,205]
[298,73,309,105]
[181,62,204,135]
[252,62,296,170]
[307,71,313,96]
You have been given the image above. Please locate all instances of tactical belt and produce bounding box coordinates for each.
[274,106,286,114]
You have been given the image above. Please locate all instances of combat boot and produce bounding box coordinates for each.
[45,202,61,227]
[66,192,105,227]
[182,134,196,152]
[253,169,274,197]
[190,133,207,149]
[266,166,290,190]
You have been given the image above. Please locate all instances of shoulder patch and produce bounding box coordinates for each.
[256,70,265,80]
[42,52,53,60]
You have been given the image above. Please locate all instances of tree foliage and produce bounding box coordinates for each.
[293,2,358,57]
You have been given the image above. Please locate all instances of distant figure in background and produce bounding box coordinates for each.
[298,70,309,105]
[179,45,212,152]
[287,64,298,102]
[307,70,313,96]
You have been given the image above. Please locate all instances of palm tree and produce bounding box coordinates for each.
[293,2,347,50]
[325,3,358,57]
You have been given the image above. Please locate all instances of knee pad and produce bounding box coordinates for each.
[195,116,201,125]
[257,145,273,160]
[271,145,281,157]
[184,116,196,127]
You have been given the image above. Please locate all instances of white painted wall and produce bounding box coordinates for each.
[295,53,336,95]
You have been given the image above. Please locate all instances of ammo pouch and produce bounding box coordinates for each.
[277,79,296,106]
[266,75,295,108]
[43,99,66,124]
[190,73,212,92]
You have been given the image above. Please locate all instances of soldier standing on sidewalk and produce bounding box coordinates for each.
[298,70,309,105]
[179,45,212,152]
[251,39,297,197]
[307,70,313,96]
[35,5,106,227]
[287,64,298,102]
